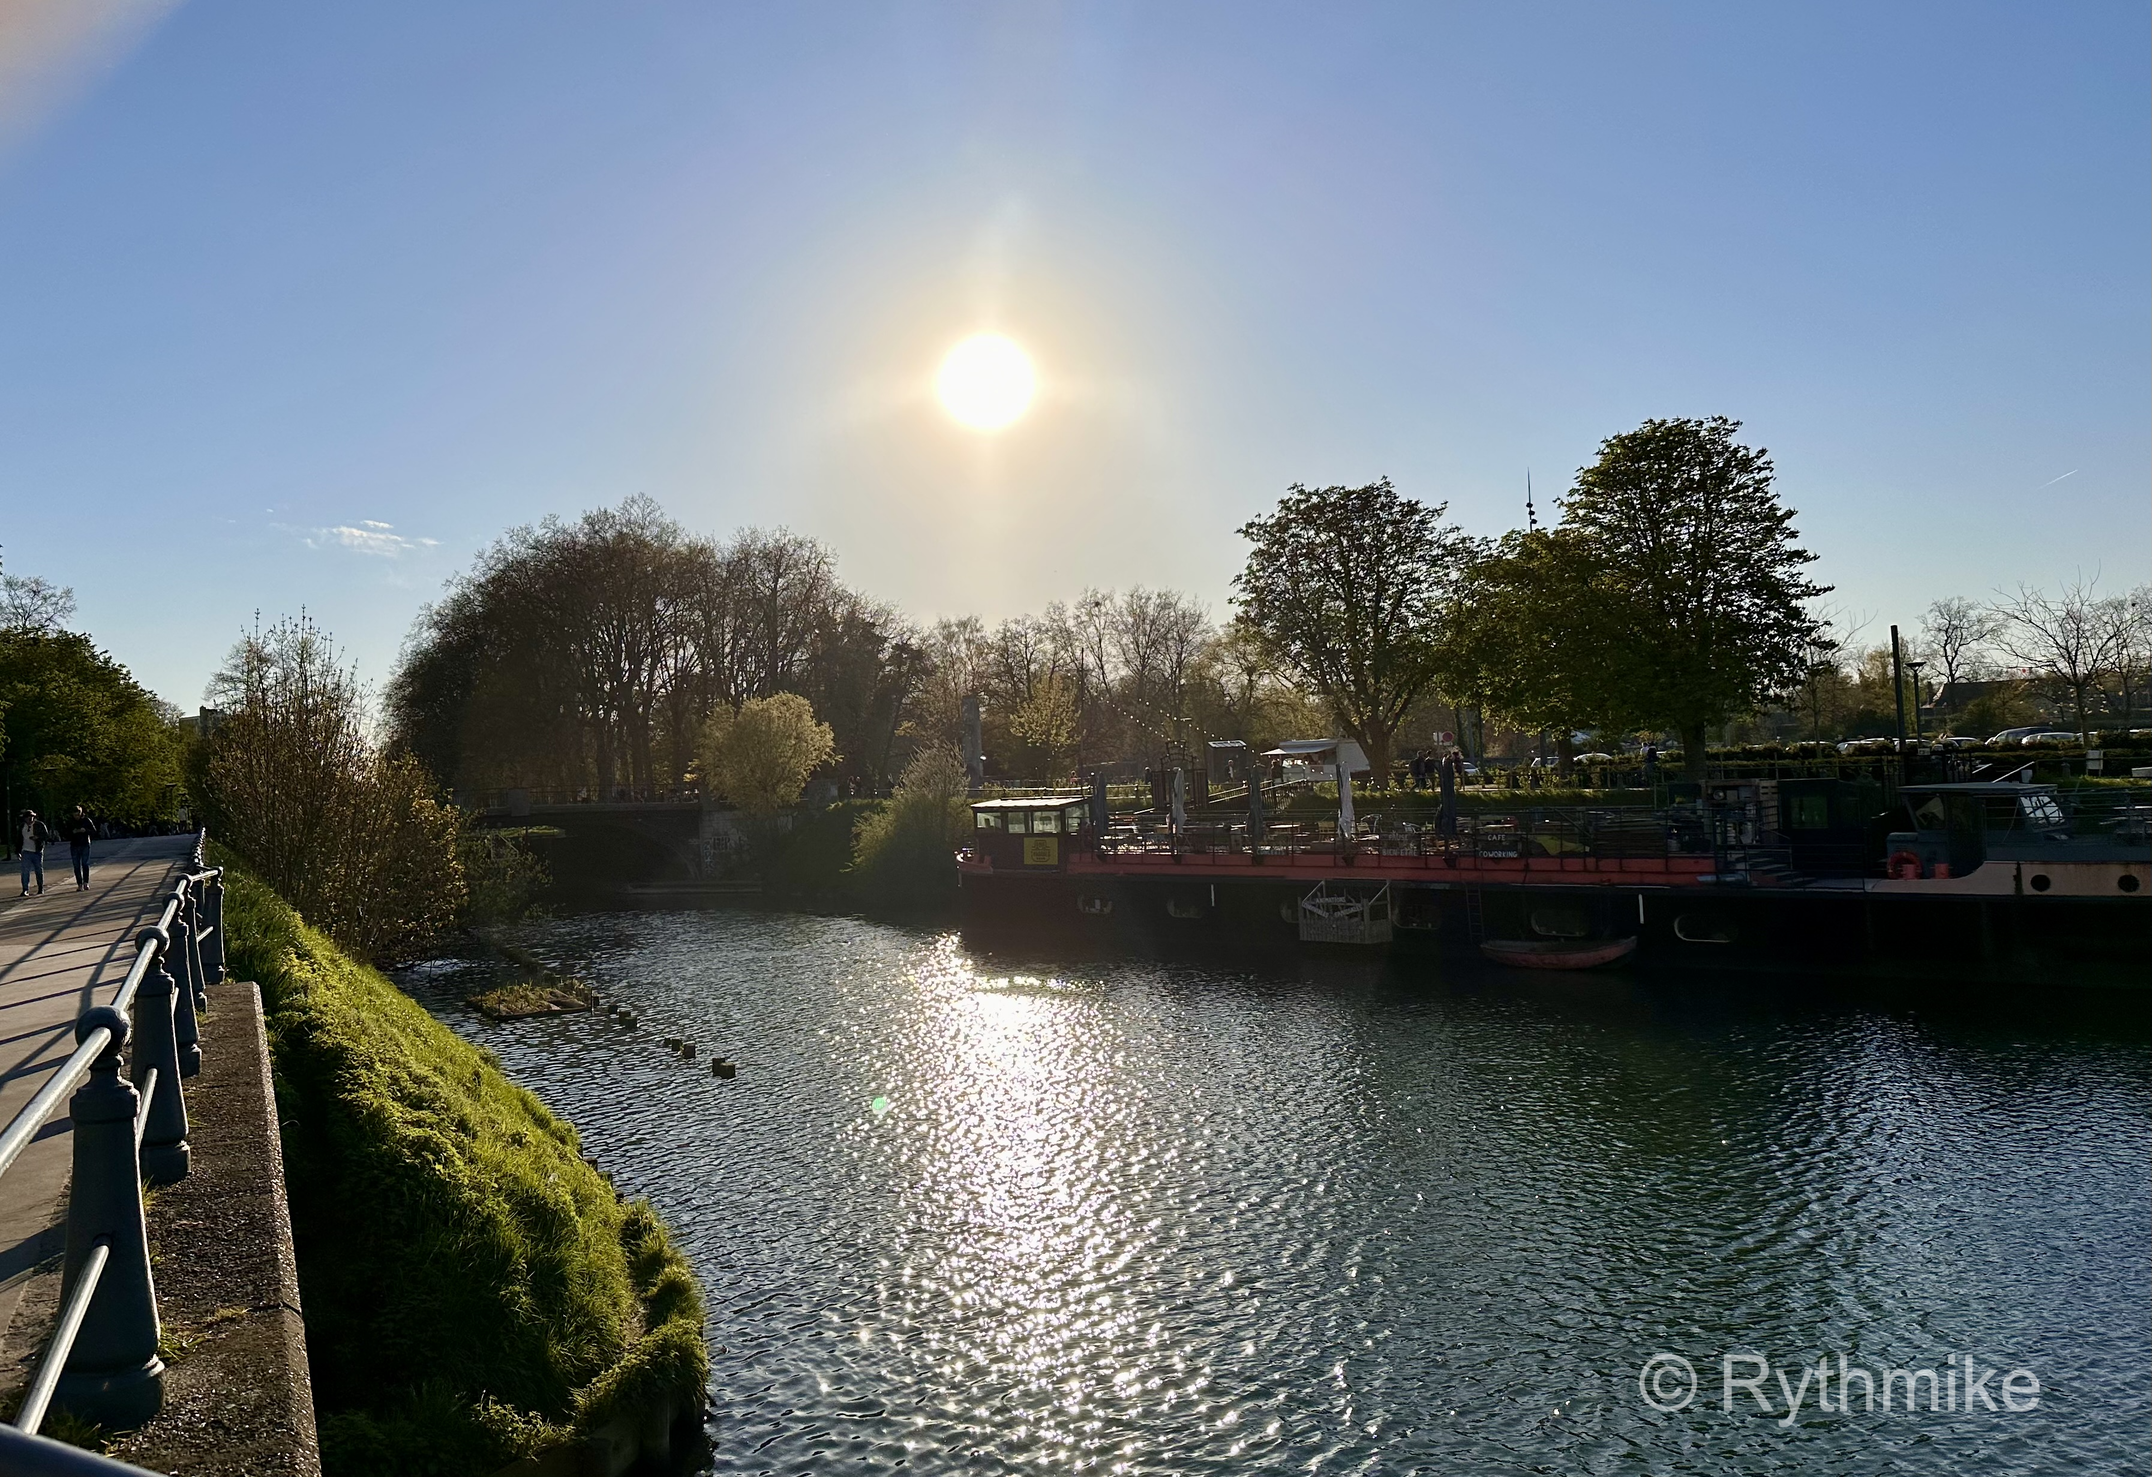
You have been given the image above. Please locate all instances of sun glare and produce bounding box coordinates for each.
[936,334,1035,431]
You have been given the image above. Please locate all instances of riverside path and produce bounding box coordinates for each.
[0,835,198,1351]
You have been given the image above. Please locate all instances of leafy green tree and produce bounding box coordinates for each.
[1232,479,1478,782]
[1440,528,1609,749]
[0,629,186,823]
[1559,418,1828,778]
[699,692,835,813]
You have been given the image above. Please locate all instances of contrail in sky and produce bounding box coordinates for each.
[2035,470,2078,490]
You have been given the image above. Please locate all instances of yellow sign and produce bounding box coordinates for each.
[1023,836,1060,867]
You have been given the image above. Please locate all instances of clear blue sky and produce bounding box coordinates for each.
[1,2,2145,708]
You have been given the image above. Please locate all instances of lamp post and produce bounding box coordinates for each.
[1906,661,1927,743]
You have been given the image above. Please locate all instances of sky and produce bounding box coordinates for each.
[0,1,2145,709]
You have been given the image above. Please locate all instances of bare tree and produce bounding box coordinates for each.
[1919,596,2000,691]
[0,552,76,633]
[1990,577,2129,744]
[2096,585,2152,726]
[204,613,465,960]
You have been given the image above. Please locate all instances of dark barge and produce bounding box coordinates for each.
[955,782,2150,986]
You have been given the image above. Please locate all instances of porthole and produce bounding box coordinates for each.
[2029,874,2052,893]
[2120,874,2141,894]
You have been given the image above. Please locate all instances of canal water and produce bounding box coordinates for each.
[399,911,2150,1476]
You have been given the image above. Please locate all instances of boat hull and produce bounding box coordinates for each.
[1480,937,1639,970]
[955,865,2149,988]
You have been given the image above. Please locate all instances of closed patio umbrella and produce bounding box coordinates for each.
[1170,767,1187,836]
[1336,760,1355,837]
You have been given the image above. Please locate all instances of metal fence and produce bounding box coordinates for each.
[0,837,225,1476]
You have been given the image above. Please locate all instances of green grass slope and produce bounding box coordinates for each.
[216,862,707,1475]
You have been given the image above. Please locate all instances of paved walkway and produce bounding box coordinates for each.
[0,835,194,1351]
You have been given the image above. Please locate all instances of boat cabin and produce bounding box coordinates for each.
[1887,782,2070,877]
[969,795,1092,870]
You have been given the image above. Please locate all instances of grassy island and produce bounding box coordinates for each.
[219,865,708,1476]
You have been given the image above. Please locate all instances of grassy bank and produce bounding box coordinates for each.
[215,855,707,1476]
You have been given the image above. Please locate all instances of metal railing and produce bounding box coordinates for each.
[0,836,226,1474]
[1092,804,1715,865]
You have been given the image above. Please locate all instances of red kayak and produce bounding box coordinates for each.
[1479,937,1639,970]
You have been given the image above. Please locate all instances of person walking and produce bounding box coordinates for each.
[63,805,95,891]
[17,810,53,896]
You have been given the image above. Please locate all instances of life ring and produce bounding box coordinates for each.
[1887,850,1923,880]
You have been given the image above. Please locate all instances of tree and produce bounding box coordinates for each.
[1990,577,2129,745]
[199,614,465,961]
[0,562,76,634]
[1919,596,1999,691]
[0,629,185,822]
[1232,479,1476,782]
[699,693,835,813]
[1558,417,1829,778]
[1439,528,1611,749]
[2095,586,2151,726]
[849,746,971,905]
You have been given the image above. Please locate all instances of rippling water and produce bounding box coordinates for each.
[399,912,2150,1475]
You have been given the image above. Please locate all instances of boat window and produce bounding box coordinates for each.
[2020,795,2067,831]
[1788,794,1830,831]
[974,812,1002,830]
[1911,796,1948,830]
[1033,810,1061,833]
[1005,811,1029,834]
[1064,805,1087,832]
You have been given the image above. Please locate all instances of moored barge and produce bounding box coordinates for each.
[956,781,2150,986]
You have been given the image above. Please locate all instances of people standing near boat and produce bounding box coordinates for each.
[63,806,95,891]
[17,811,53,896]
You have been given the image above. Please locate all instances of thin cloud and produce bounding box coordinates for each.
[305,520,440,559]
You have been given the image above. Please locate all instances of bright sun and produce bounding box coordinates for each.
[936,334,1035,431]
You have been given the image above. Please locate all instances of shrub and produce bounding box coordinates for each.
[217,860,706,1476]
[849,746,969,907]
[700,693,835,813]
[196,614,465,962]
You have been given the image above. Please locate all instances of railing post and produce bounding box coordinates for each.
[130,931,190,1185]
[182,883,209,1016]
[52,1007,164,1431]
[167,892,203,1079]
[202,870,228,986]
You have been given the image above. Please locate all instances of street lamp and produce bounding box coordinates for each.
[1906,661,1927,743]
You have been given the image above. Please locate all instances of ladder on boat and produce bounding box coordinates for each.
[1462,884,1486,942]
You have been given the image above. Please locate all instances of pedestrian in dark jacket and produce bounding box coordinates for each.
[17,811,53,896]
[63,806,95,891]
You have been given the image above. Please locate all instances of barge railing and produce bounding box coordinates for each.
[0,836,226,1470]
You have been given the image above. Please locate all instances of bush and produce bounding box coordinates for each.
[217,860,706,1476]
[849,747,969,907]
[700,693,835,813]
[196,615,465,962]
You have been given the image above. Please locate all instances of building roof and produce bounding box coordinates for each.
[968,795,1087,811]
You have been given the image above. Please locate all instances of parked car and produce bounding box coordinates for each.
[1836,738,1899,754]
[1985,726,2049,747]
[1930,735,1983,750]
[2020,731,2082,747]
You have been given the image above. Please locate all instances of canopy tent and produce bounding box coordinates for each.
[1260,739,1371,777]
